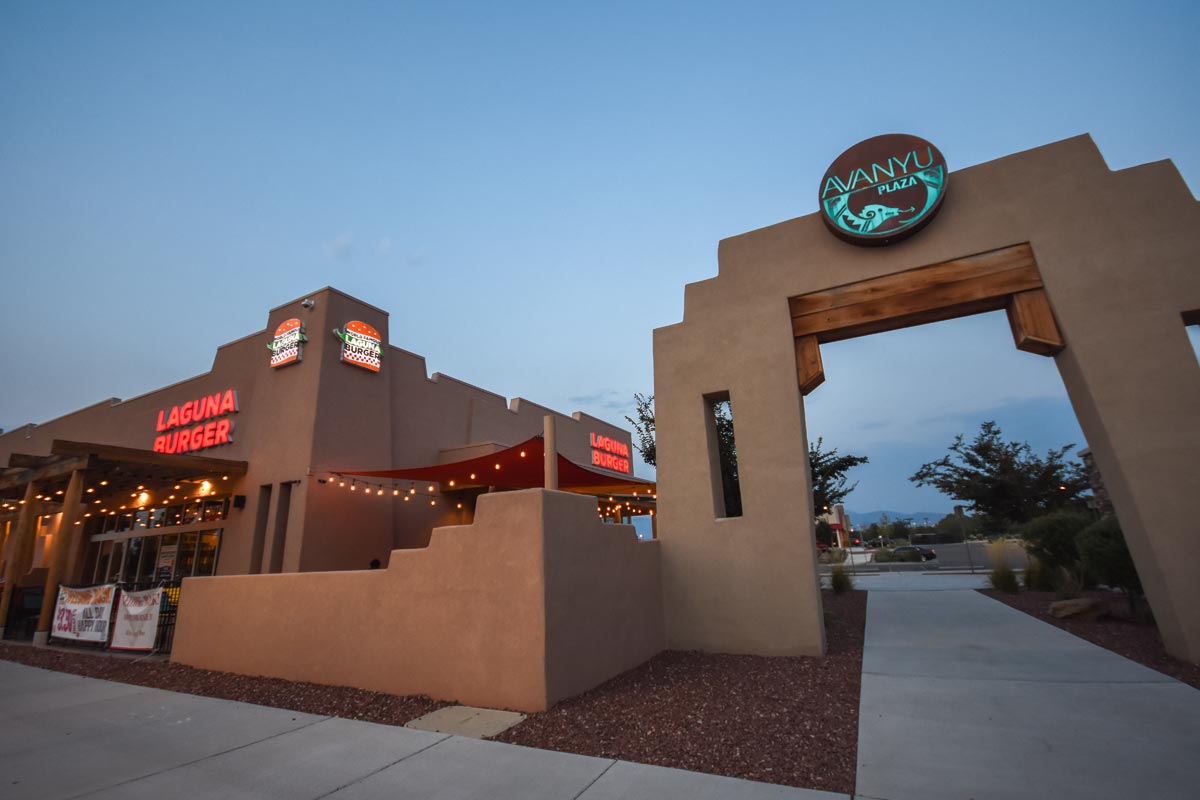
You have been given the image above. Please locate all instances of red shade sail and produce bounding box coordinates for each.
[336,436,654,495]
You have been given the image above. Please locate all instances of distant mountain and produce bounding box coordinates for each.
[845,510,950,527]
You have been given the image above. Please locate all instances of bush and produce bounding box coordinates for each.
[830,565,854,594]
[1023,557,1056,591]
[1018,511,1092,574]
[1054,567,1083,600]
[989,563,1020,593]
[1078,516,1143,613]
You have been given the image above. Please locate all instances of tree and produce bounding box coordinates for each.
[1017,510,1092,574]
[626,393,657,467]
[909,421,1089,531]
[814,519,835,548]
[627,394,867,518]
[1078,516,1143,614]
[809,438,870,513]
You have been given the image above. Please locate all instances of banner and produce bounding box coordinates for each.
[110,588,163,652]
[51,585,116,643]
[156,544,178,580]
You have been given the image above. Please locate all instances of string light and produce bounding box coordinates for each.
[393,488,400,496]
[377,488,384,496]
[469,473,476,480]
[427,484,434,492]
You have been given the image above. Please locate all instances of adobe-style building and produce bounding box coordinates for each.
[0,287,644,639]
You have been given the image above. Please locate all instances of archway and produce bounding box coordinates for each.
[652,135,1200,662]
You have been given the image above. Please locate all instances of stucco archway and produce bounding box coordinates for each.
[653,135,1200,662]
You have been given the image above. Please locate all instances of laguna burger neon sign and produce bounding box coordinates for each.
[152,389,239,454]
[590,433,631,474]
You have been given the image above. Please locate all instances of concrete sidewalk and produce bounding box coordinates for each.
[856,589,1200,800]
[0,660,845,800]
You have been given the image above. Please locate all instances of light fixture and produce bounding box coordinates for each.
[520,451,526,458]
[404,496,410,502]
[351,481,357,491]
[456,503,463,509]
[99,480,108,486]
[377,489,384,496]
[469,473,476,480]
[393,488,400,496]
[430,500,436,506]
[427,484,434,492]
[174,484,181,490]
[448,480,455,487]
[494,463,501,470]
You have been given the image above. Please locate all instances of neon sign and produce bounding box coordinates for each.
[152,389,238,454]
[267,318,307,368]
[590,433,631,474]
[820,133,947,246]
[334,320,382,372]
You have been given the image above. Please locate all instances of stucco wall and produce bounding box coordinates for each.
[654,134,1200,661]
[170,489,662,712]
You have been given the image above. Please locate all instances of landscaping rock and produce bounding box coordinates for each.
[1049,597,1109,620]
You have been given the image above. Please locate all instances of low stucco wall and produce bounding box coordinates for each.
[171,489,662,712]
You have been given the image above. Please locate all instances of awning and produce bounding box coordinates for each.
[336,435,655,497]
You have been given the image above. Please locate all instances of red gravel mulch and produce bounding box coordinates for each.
[979,589,1200,690]
[0,642,448,725]
[495,589,867,795]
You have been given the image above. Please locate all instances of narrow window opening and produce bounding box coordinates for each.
[704,392,743,519]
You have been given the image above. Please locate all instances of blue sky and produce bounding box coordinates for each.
[2,1,1198,514]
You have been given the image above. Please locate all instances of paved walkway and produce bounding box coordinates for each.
[856,588,1200,800]
[0,660,845,800]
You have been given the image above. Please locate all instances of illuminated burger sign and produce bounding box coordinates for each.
[333,320,383,372]
[819,133,947,246]
[267,318,307,368]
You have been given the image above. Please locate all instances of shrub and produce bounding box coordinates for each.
[1054,567,1083,600]
[1018,511,1093,574]
[830,565,854,594]
[989,563,1020,593]
[1023,557,1056,591]
[1078,516,1143,613]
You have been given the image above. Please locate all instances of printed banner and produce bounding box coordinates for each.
[110,588,164,652]
[51,584,116,643]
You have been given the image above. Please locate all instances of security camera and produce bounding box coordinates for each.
[301,298,315,310]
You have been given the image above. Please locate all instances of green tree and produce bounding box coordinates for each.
[1017,510,1092,575]
[1078,516,1143,614]
[910,421,1089,531]
[814,519,835,548]
[627,394,867,518]
[809,438,870,513]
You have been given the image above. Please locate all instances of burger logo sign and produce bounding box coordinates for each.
[820,133,947,246]
[334,320,383,372]
[267,318,307,368]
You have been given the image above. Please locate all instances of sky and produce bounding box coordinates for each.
[2,1,1198,515]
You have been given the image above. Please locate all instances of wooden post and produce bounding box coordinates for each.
[34,469,86,644]
[543,415,559,491]
[795,335,826,395]
[0,482,40,638]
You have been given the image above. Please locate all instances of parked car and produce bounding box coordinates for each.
[891,545,938,562]
[865,537,894,549]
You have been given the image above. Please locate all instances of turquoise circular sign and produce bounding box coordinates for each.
[819,134,948,246]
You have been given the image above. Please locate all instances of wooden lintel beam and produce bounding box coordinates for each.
[7,454,55,469]
[795,335,825,396]
[790,244,1045,344]
[1006,289,1065,356]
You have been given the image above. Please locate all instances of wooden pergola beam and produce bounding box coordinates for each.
[0,455,94,492]
[50,440,249,475]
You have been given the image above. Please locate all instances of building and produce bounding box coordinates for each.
[0,287,643,641]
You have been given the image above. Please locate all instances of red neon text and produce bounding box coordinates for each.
[156,390,239,432]
[590,433,631,474]
[153,419,234,454]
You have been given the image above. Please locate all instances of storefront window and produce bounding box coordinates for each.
[183,501,203,525]
[195,532,220,576]
[138,536,160,583]
[123,538,143,582]
[156,533,179,580]
[107,541,124,582]
[177,533,198,577]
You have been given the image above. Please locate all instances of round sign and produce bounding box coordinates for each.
[819,134,947,246]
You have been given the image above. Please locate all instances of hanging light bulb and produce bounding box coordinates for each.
[427,485,434,492]
[339,479,346,488]
[393,488,400,496]
[377,488,384,496]
[469,473,476,480]
[351,481,357,491]
[404,496,410,502]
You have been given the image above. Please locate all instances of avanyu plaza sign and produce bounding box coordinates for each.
[820,133,947,246]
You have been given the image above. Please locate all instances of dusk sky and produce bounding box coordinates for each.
[2,1,1198,516]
